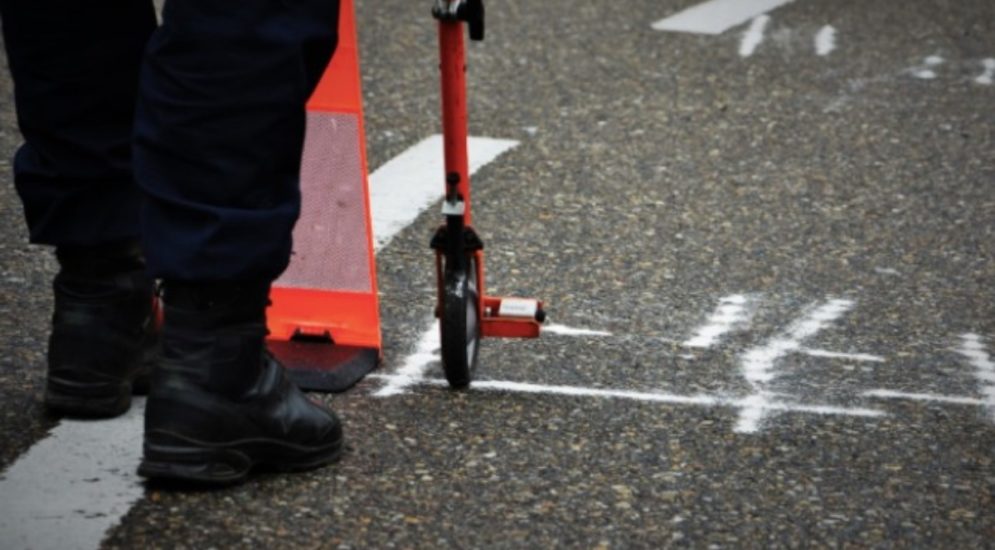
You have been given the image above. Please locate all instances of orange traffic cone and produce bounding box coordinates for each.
[266,0,381,391]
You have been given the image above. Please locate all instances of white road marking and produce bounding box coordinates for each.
[369,135,518,252]
[863,389,984,407]
[912,55,944,79]
[956,333,995,422]
[369,374,885,424]
[800,348,885,362]
[738,15,771,57]
[683,294,752,348]
[0,399,146,550]
[0,133,517,550]
[651,0,796,35]
[976,58,995,85]
[543,324,613,337]
[735,299,855,433]
[815,25,837,56]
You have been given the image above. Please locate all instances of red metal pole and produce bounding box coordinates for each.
[438,20,472,225]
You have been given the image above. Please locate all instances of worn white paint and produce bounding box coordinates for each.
[864,389,984,407]
[976,58,995,85]
[912,55,944,80]
[683,294,752,348]
[651,0,795,35]
[0,399,146,550]
[815,25,836,56]
[739,15,771,57]
[956,333,995,421]
[800,348,885,362]
[369,135,518,252]
[543,324,613,337]
[735,299,855,432]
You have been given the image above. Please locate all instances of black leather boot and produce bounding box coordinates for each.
[138,281,343,485]
[45,241,156,417]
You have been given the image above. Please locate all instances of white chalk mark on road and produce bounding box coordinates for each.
[864,389,984,407]
[683,294,752,348]
[976,58,995,85]
[543,324,613,337]
[369,374,885,423]
[369,135,518,252]
[651,0,795,35]
[374,322,440,397]
[0,399,146,550]
[800,348,885,362]
[912,55,944,79]
[735,299,855,433]
[815,25,837,56]
[739,15,771,57]
[956,333,995,422]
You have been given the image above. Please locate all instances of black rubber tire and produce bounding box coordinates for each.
[440,254,480,388]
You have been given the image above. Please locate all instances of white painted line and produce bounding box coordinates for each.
[956,333,995,422]
[369,135,519,252]
[736,298,855,433]
[800,348,885,362]
[739,15,770,57]
[683,294,752,348]
[815,25,836,56]
[368,374,885,423]
[0,399,145,550]
[912,55,944,80]
[430,378,721,406]
[543,324,612,337]
[651,0,796,35]
[976,58,995,85]
[864,389,985,407]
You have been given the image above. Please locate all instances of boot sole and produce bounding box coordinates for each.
[45,370,151,418]
[137,430,344,485]
[45,382,133,418]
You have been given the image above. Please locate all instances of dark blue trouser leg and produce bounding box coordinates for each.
[135,0,339,282]
[0,0,156,246]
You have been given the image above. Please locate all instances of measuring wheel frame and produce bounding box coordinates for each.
[439,250,481,387]
[431,0,544,389]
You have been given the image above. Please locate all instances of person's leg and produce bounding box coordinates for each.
[135,0,339,281]
[0,0,159,417]
[0,0,154,246]
[134,0,344,484]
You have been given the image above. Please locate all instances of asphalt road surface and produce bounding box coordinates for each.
[1,0,993,548]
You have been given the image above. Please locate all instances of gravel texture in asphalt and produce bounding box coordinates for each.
[1,0,993,547]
